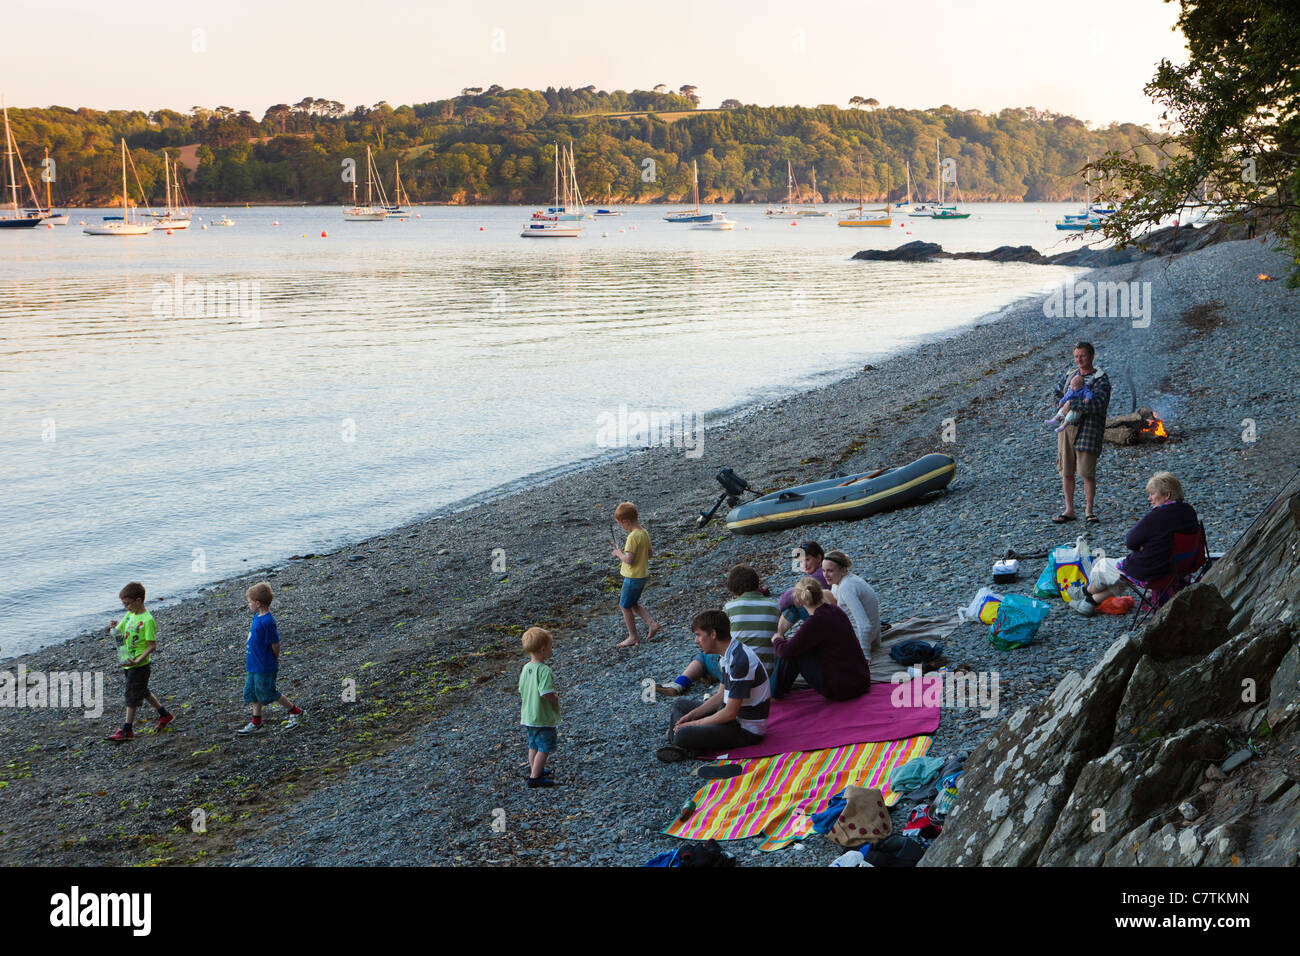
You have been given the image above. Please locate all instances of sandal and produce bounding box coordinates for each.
[1085,514,1100,524]
[1051,513,1077,524]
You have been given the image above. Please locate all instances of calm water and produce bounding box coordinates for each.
[0,202,1089,653]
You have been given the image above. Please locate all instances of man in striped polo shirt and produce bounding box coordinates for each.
[654,564,780,697]
[657,609,770,761]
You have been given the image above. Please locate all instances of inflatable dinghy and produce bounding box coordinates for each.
[724,453,956,535]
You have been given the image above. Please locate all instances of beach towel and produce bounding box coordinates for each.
[663,736,932,851]
[709,676,941,760]
[871,615,960,683]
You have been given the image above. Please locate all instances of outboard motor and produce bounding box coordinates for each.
[698,468,751,527]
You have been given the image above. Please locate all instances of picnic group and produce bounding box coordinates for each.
[97,341,1204,796]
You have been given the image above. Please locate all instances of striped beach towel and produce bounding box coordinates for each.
[663,736,931,852]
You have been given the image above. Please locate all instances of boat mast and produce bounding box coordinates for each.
[905,160,912,205]
[44,146,51,214]
[163,154,170,216]
[693,159,700,212]
[120,139,128,221]
[3,100,18,217]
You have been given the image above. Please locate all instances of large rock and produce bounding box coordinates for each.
[1267,640,1300,731]
[1038,722,1230,866]
[1204,473,1300,633]
[1113,621,1296,745]
[920,635,1141,866]
[1138,583,1233,661]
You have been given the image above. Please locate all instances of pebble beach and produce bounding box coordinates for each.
[2,232,1296,867]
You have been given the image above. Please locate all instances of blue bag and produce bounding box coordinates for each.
[988,593,1051,650]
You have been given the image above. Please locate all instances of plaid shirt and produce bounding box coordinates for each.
[1055,364,1111,455]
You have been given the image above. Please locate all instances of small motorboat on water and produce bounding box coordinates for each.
[692,213,735,230]
[725,453,957,534]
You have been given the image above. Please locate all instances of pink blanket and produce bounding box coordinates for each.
[711,676,941,760]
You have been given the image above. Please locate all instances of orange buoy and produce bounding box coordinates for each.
[166,229,174,235]
[321,231,328,237]
[78,220,85,225]
[790,221,797,226]
[273,220,279,226]
[479,226,485,231]
[46,222,53,229]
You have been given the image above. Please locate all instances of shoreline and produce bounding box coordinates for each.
[2,234,1295,866]
[39,272,1073,660]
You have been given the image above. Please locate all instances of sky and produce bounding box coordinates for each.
[9,0,1187,126]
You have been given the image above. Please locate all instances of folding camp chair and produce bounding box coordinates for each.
[1123,521,1212,627]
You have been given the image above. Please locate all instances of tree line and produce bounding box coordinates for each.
[6,87,1162,206]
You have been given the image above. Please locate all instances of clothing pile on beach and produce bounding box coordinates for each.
[820,751,967,867]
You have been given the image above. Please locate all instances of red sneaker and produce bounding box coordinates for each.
[155,713,174,732]
[107,728,134,743]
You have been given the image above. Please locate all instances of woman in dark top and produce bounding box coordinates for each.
[1081,471,1199,611]
[770,577,871,700]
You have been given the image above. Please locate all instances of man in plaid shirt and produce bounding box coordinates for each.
[1052,342,1110,525]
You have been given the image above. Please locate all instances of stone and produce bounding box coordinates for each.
[1220,748,1254,774]
[1179,801,1199,820]
[1266,638,1300,732]
[919,634,1142,867]
[1138,583,1233,662]
[1038,722,1229,866]
[1114,622,1296,744]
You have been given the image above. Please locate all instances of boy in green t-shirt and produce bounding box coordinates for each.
[611,501,660,648]
[106,581,173,743]
[518,627,560,788]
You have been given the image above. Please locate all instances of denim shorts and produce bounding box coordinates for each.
[243,672,280,704]
[525,726,558,753]
[691,652,723,681]
[619,575,648,609]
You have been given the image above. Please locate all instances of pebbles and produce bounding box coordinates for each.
[5,238,1293,869]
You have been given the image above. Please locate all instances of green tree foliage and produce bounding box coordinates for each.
[1091,0,1300,283]
[7,87,1158,209]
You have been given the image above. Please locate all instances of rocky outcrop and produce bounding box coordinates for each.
[853,219,1251,268]
[922,470,1300,867]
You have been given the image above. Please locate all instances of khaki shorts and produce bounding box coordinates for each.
[1057,426,1098,479]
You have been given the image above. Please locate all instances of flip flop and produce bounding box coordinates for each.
[693,763,745,780]
[1085,514,1101,524]
[1051,513,1077,524]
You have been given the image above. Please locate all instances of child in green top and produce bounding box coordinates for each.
[518,627,560,788]
[106,582,173,742]
[611,501,660,648]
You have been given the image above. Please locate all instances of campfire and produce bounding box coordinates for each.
[1105,407,1170,445]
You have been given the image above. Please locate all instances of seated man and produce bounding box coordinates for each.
[654,564,779,697]
[775,540,832,639]
[821,550,881,656]
[656,610,770,761]
[771,577,871,701]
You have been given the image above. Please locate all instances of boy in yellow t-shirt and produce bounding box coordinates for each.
[611,501,660,647]
[106,581,173,743]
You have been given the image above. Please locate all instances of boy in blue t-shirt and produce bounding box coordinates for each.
[236,581,304,735]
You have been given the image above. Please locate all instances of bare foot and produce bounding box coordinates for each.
[646,623,662,641]
[616,636,639,648]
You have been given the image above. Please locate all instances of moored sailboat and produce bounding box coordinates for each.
[84,140,154,236]
[1,99,43,229]
[838,152,892,227]
[665,160,714,223]
[522,143,584,237]
[343,146,387,220]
